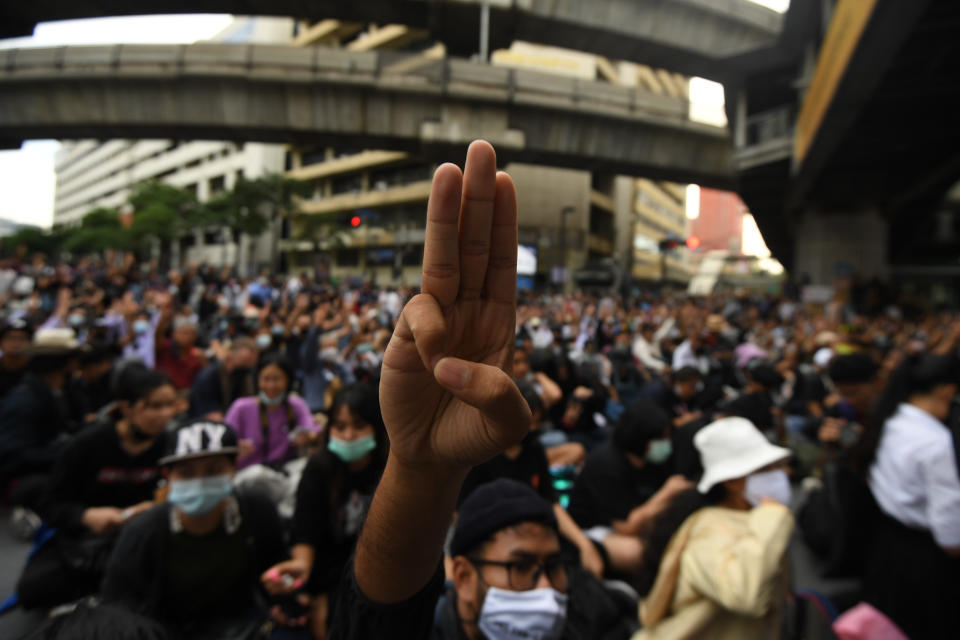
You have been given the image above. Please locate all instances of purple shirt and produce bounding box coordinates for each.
[225,395,319,469]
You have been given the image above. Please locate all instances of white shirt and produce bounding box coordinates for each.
[869,403,960,547]
[672,340,710,374]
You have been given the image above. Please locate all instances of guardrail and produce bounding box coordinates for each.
[0,44,714,130]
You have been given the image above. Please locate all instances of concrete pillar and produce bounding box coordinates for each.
[793,208,887,284]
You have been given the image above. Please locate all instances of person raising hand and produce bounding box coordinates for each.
[329,140,532,638]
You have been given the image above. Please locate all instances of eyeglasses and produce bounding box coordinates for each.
[468,555,568,592]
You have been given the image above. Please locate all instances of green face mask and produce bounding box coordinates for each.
[328,434,377,463]
[647,438,673,464]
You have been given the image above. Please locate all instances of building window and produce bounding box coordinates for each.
[337,249,359,267]
[210,175,226,195]
[332,174,363,195]
[183,184,198,198]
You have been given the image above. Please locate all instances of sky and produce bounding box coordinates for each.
[0,1,788,230]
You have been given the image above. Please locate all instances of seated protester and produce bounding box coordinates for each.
[567,400,691,575]
[19,601,171,640]
[517,381,585,469]
[457,393,604,581]
[857,353,960,639]
[633,417,794,640]
[101,418,286,640]
[155,315,206,391]
[661,366,712,429]
[815,352,881,447]
[188,337,258,420]
[72,343,120,424]
[262,383,387,640]
[0,318,32,398]
[718,360,784,435]
[225,353,319,471]
[300,326,354,414]
[442,479,571,640]
[0,329,82,514]
[16,368,174,610]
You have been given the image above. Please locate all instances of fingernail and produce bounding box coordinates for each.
[435,358,470,389]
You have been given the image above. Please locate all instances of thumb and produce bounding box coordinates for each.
[433,357,531,442]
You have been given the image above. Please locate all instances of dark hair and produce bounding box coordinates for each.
[117,366,174,404]
[28,352,76,375]
[256,352,295,392]
[21,601,171,640]
[528,348,558,379]
[319,383,389,508]
[829,353,879,386]
[853,353,960,477]
[673,366,702,383]
[634,485,726,596]
[613,399,670,457]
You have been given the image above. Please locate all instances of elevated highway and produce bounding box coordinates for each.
[0,0,783,81]
[0,44,735,188]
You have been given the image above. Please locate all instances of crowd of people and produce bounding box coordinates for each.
[0,140,957,640]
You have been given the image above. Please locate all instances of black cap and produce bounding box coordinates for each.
[747,361,785,390]
[159,419,239,466]
[450,479,556,557]
[829,353,879,385]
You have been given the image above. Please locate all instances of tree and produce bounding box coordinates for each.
[0,225,69,259]
[61,207,130,255]
[127,181,204,265]
[206,174,311,272]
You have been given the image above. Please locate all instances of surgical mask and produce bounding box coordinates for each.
[133,319,151,335]
[68,313,85,327]
[168,474,233,516]
[255,334,272,349]
[259,390,284,407]
[320,347,340,363]
[478,587,568,640]
[744,469,792,507]
[271,324,285,336]
[646,438,673,464]
[328,434,376,463]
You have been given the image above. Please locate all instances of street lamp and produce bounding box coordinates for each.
[559,206,575,290]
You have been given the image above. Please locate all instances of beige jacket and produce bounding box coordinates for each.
[633,503,793,640]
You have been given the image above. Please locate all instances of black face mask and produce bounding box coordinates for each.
[128,422,156,443]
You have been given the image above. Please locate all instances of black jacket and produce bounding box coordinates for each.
[0,373,73,485]
[101,488,286,621]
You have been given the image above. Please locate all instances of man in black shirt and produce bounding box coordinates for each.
[102,418,285,639]
[568,399,691,575]
[0,319,31,398]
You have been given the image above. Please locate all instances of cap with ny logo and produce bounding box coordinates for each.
[159,419,240,466]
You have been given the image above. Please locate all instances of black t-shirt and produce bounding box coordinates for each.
[567,442,669,529]
[0,363,25,399]
[292,452,384,593]
[162,521,252,626]
[42,420,164,534]
[458,435,555,508]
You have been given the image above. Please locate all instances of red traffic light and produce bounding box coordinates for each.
[350,216,362,227]
[686,236,701,250]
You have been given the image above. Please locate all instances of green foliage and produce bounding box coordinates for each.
[61,207,130,254]
[0,226,62,256]
[206,174,310,238]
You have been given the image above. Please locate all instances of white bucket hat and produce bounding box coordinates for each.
[694,417,791,493]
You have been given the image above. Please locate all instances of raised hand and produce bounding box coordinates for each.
[379,140,530,470]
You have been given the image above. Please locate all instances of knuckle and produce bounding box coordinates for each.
[422,262,458,280]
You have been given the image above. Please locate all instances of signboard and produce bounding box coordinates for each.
[517,244,538,276]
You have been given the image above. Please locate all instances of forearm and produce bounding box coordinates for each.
[354,454,467,603]
[291,543,316,569]
[554,503,591,550]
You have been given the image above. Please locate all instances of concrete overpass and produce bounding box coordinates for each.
[0,44,735,189]
[0,0,783,81]
[725,0,960,285]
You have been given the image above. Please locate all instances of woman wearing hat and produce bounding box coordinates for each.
[633,417,794,639]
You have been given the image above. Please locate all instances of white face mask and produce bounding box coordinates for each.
[478,587,568,640]
[744,469,792,507]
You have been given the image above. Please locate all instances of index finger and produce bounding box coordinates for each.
[421,163,463,307]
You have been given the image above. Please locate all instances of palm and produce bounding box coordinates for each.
[380,141,529,468]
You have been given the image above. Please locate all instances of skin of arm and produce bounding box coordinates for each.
[553,503,604,580]
[353,141,530,603]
